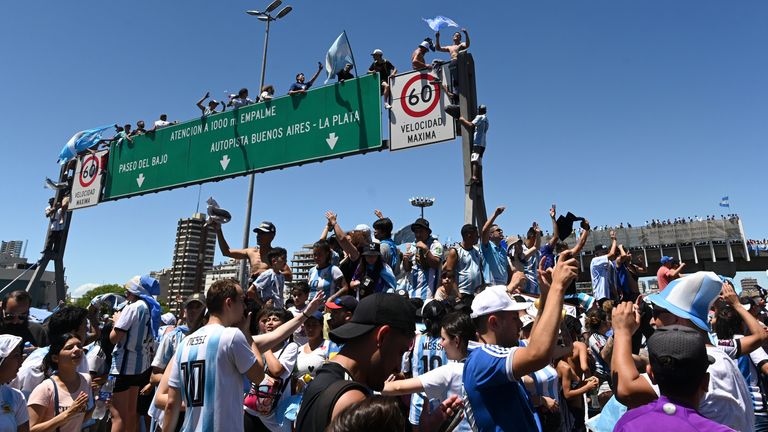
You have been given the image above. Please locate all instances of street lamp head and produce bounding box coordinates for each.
[275,6,292,19]
[246,10,268,18]
[264,0,282,13]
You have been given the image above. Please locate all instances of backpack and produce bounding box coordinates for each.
[243,342,297,416]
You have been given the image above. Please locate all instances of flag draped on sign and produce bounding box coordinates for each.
[57,125,113,164]
[325,31,356,84]
[422,15,459,32]
[719,196,730,208]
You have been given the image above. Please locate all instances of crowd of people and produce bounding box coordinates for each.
[8,197,768,432]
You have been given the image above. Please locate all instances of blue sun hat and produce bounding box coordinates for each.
[647,271,723,331]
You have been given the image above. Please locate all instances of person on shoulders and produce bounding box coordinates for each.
[213,220,292,286]
[657,256,685,291]
[251,247,289,308]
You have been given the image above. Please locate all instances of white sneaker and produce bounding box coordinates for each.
[385,103,392,110]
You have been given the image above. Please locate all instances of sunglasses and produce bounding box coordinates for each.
[651,307,669,319]
[3,312,28,320]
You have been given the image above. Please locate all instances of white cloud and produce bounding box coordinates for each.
[69,283,100,299]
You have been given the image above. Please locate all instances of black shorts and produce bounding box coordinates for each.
[471,146,485,156]
[111,368,151,393]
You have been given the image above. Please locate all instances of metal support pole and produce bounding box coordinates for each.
[692,243,699,264]
[642,247,648,268]
[737,218,751,262]
[675,243,682,262]
[456,52,486,227]
[239,17,272,290]
[726,239,734,262]
[709,241,717,263]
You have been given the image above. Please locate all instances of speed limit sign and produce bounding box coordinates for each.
[389,65,456,151]
[69,150,107,210]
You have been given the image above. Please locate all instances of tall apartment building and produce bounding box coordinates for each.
[290,244,314,285]
[204,259,241,293]
[168,213,216,314]
[0,241,24,258]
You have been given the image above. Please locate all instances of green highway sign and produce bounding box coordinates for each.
[103,74,382,200]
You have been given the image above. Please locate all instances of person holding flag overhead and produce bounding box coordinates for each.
[325,31,356,84]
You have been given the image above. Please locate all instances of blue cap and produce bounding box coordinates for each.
[647,272,723,332]
[660,256,673,264]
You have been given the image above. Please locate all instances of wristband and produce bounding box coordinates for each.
[302,311,311,319]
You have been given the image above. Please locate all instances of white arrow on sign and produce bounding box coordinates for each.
[325,132,338,150]
[136,173,145,187]
[220,155,230,170]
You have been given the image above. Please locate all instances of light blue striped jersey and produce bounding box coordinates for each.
[408,238,443,301]
[111,299,154,376]
[518,340,559,399]
[454,245,483,295]
[148,326,189,425]
[308,265,344,298]
[481,241,508,286]
[167,324,258,432]
[407,333,448,425]
[522,246,541,295]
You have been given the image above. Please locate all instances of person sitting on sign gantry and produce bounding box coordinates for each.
[197,91,225,115]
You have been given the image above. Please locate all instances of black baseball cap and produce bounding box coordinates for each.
[253,221,276,234]
[647,325,714,381]
[361,243,381,257]
[325,295,358,312]
[411,218,432,234]
[329,293,416,343]
[183,292,206,308]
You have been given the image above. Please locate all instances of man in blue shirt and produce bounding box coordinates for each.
[463,251,579,432]
[288,62,323,95]
[480,206,510,286]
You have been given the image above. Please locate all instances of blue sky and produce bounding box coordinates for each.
[1,1,766,297]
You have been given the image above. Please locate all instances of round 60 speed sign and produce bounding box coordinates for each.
[399,74,441,118]
[78,155,101,188]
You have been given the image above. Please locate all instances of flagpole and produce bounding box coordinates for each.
[343,30,358,77]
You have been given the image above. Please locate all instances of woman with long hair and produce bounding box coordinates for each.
[243,308,300,432]
[350,243,396,299]
[382,311,476,432]
[27,333,93,432]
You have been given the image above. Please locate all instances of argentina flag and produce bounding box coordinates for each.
[719,196,730,208]
[325,31,355,84]
[57,125,113,164]
[422,15,459,32]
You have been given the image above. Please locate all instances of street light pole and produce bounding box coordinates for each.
[240,3,292,289]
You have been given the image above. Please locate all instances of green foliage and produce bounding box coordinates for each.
[71,284,124,309]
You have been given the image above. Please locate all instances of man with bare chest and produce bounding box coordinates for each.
[213,221,293,288]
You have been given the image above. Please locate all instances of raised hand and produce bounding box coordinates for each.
[611,301,640,335]
[305,291,327,314]
[374,209,384,219]
[610,230,617,241]
[551,250,578,290]
[550,205,556,219]
[325,211,337,226]
[721,280,739,306]
[494,206,506,217]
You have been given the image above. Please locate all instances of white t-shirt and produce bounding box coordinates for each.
[245,341,300,432]
[0,384,28,431]
[700,345,755,431]
[417,362,471,432]
[295,340,330,379]
[168,324,258,432]
[287,305,308,346]
[153,119,171,129]
[111,299,154,376]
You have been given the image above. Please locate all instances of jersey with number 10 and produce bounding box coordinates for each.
[407,333,448,425]
[168,324,257,432]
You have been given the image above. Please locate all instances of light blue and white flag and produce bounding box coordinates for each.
[57,125,113,164]
[719,196,730,208]
[325,31,355,84]
[422,15,459,32]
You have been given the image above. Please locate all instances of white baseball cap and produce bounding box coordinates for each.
[471,285,531,319]
[371,49,383,56]
[0,335,22,366]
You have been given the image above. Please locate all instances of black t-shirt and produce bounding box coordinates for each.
[336,70,354,81]
[0,321,47,347]
[368,60,394,82]
[295,362,369,432]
